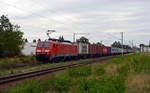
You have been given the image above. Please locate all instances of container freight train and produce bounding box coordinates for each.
[35,39,132,62]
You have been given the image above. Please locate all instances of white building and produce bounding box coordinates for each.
[140,45,150,52]
[21,43,37,55]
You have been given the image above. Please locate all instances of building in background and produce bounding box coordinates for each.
[22,42,37,55]
[140,45,150,52]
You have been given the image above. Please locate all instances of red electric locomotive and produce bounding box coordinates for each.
[36,39,78,62]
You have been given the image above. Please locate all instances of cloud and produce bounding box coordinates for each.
[0,0,150,46]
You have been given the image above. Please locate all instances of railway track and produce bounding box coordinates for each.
[0,55,116,85]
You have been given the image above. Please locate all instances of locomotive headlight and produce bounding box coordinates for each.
[37,50,41,52]
[45,50,50,52]
[36,52,40,54]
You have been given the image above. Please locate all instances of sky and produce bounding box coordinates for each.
[0,0,150,46]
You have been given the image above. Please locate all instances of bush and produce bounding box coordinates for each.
[77,78,90,92]
[130,56,150,73]
[19,56,36,63]
[117,63,130,77]
[0,56,36,69]
[68,65,91,77]
[95,65,105,75]
[53,75,70,92]
[0,58,18,69]
[77,75,125,93]
[5,80,45,93]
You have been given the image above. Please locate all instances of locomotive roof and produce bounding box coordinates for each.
[43,38,75,45]
[48,38,71,43]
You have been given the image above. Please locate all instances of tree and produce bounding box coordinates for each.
[111,41,121,48]
[96,42,104,46]
[139,44,144,47]
[0,15,24,57]
[76,36,90,44]
[25,38,28,43]
[38,38,41,42]
[33,39,36,43]
[111,41,132,49]
[58,36,64,41]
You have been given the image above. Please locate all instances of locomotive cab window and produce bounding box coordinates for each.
[37,42,50,47]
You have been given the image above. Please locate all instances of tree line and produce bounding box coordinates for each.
[111,41,132,49]
[76,37,132,49]
[0,15,23,57]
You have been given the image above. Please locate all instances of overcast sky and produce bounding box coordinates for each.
[0,0,150,46]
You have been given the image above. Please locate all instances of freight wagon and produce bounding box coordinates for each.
[106,47,111,56]
[77,43,88,58]
[88,44,98,57]
[111,47,122,55]
[102,46,108,56]
[35,39,133,62]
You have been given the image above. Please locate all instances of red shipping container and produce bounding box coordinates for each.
[88,44,97,54]
[97,45,103,55]
[102,46,108,55]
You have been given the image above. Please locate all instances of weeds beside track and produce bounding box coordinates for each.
[0,56,116,85]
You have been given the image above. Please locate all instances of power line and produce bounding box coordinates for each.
[106,33,120,40]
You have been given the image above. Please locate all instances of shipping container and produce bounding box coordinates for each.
[111,47,121,54]
[102,46,108,56]
[107,47,111,55]
[97,45,103,56]
[77,43,88,54]
[88,44,97,55]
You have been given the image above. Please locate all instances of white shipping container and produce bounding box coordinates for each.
[111,47,122,54]
[77,43,88,54]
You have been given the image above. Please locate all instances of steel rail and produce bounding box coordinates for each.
[0,56,116,85]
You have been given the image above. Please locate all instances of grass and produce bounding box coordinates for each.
[0,56,36,70]
[4,53,150,93]
[0,57,101,76]
[68,65,92,77]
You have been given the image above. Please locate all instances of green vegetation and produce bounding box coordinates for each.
[68,65,91,77]
[0,15,24,57]
[0,58,98,76]
[4,53,150,93]
[0,56,36,70]
[111,41,131,49]
[76,36,90,44]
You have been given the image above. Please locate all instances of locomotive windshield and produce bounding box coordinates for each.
[37,42,50,47]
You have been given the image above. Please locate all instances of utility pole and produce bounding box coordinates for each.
[73,33,75,43]
[132,40,134,48]
[121,32,123,56]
